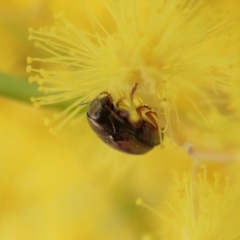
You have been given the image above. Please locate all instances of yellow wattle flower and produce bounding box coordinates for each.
[1,1,240,239]
[27,0,240,156]
[137,165,240,240]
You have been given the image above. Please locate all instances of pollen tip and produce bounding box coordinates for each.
[40,69,46,77]
[50,26,56,33]
[37,79,43,85]
[136,198,143,206]
[201,164,206,169]
[28,34,33,41]
[163,199,169,205]
[33,102,40,108]
[38,86,44,92]
[227,103,234,110]
[28,27,33,33]
[39,27,44,33]
[34,41,40,48]
[54,12,64,19]
[45,38,52,46]
[44,118,50,126]
[26,65,32,73]
[213,171,221,180]
[141,234,153,240]
[28,76,34,83]
[225,176,230,183]
[27,57,32,64]
[49,128,57,135]
[52,113,59,119]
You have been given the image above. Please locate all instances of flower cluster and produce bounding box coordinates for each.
[27,0,240,149]
[137,165,240,239]
[0,0,239,239]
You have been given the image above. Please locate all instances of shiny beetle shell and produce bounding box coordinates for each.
[87,95,160,154]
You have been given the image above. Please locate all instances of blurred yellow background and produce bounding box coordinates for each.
[1,1,240,239]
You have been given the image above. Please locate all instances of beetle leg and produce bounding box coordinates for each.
[136,105,152,120]
[136,106,143,121]
[131,83,138,97]
[116,99,121,107]
[145,111,158,130]
[116,98,126,108]
[116,99,130,113]
[136,105,158,130]
[127,106,144,128]
[129,83,137,107]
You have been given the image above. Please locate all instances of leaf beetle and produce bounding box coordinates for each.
[86,84,161,154]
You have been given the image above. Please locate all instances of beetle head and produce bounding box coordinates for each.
[88,96,113,120]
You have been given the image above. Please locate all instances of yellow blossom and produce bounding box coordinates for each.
[27,0,240,157]
[0,1,55,76]
[1,0,240,239]
[137,164,240,240]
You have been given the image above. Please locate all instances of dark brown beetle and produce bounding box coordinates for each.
[86,85,161,154]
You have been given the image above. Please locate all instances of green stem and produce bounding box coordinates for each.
[0,72,87,113]
[0,72,42,104]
